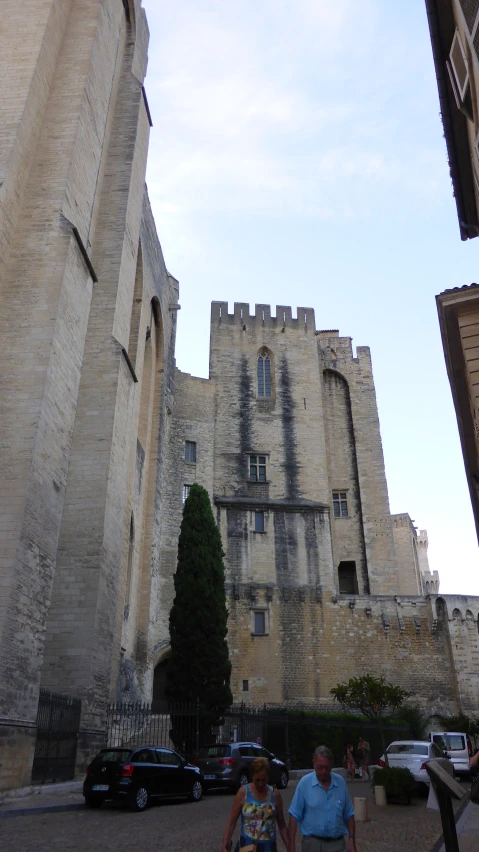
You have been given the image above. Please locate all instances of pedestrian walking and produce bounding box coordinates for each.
[288,745,356,852]
[345,744,357,783]
[222,756,289,852]
[356,737,370,782]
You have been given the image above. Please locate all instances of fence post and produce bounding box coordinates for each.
[285,709,291,769]
[262,703,266,746]
[195,697,200,754]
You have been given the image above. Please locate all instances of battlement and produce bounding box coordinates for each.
[421,570,440,594]
[211,301,316,332]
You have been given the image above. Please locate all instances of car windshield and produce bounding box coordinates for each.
[197,746,229,758]
[94,750,131,763]
[388,744,428,755]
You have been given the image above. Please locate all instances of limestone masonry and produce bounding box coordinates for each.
[1,0,478,792]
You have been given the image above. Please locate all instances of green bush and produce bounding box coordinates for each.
[371,767,416,803]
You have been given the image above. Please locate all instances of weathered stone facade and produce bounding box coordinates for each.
[163,303,479,716]
[0,0,178,791]
[2,0,479,794]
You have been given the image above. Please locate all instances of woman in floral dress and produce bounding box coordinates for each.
[221,757,289,852]
[345,743,357,783]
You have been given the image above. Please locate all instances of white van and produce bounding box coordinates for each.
[429,732,472,776]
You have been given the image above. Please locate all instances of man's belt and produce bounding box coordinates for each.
[312,837,344,842]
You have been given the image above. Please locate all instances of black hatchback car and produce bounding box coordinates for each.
[194,742,289,791]
[83,746,204,811]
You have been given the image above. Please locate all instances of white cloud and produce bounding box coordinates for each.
[143,0,451,225]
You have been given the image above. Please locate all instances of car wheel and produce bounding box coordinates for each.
[238,771,249,788]
[188,779,203,802]
[130,785,150,811]
[84,795,104,809]
[276,769,289,789]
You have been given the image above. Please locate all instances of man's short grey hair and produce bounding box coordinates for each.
[313,746,334,763]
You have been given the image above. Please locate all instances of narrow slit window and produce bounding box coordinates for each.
[257,354,271,397]
[182,485,191,504]
[250,455,267,482]
[125,514,135,609]
[242,680,249,692]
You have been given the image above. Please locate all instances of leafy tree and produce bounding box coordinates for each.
[331,674,410,761]
[437,713,479,745]
[394,705,427,740]
[166,483,232,750]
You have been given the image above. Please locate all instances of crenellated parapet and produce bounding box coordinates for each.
[421,569,440,594]
[211,301,316,332]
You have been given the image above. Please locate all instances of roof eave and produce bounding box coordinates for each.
[424,0,479,240]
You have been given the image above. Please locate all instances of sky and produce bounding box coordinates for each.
[141,0,479,596]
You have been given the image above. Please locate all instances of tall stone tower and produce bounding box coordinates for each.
[207,303,399,596]
[417,530,440,594]
[0,0,178,790]
[160,303,442,705]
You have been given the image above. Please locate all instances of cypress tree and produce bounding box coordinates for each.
[166,483,232,726]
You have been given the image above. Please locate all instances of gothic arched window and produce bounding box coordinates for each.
[257,350,272,397]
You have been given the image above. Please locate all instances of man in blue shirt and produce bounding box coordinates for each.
[288,746,356,852]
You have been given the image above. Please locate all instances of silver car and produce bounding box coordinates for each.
[378,740,453,786]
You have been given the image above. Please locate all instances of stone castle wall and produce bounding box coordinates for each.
[0,0,178,790]
[391,514,423,596]
[164,303,479,714]
[226,590,459,713]
[439,595,479,714]
[2,0,479,795]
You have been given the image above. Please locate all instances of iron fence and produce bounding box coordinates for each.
[106,700,210,759]
[105,700,410,768]
[32,689,82,783]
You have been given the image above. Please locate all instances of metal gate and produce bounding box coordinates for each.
[32,689,82,783]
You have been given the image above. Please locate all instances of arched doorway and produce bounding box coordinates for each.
[152,657,170,712]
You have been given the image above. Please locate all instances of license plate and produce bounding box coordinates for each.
[92,785,109,791]
[204,775,216,780]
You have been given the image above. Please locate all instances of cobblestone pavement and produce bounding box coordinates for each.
[453,801,479,852]
[0,780,456,852]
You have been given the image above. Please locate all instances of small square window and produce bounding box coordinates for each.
[253,611,266,634]
[182,485,191,504]
[242,680,249,692]
[185,441,196,463]
[249,455,266,482]
[332,491,348,518]
[254,511,265,533]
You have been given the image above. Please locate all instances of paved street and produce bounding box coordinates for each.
[1,780,453,852]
